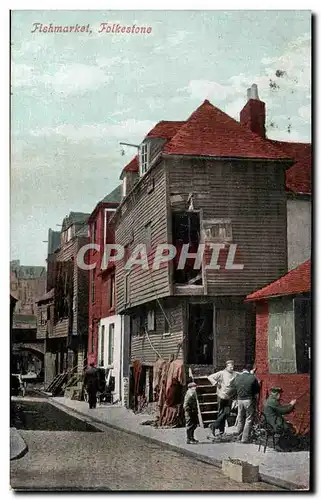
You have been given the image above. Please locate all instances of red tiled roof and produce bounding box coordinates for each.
[146,120,185,140]
[268,140,311,194]
[123,155,139,173]
[246,260,310,302]
[121,122,184,177]
[163,100,293,160]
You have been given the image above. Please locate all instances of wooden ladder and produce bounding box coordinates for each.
[189,367,218,428]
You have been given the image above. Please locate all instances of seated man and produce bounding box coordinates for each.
[263,387,298,451]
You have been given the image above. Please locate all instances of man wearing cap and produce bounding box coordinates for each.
[263,387,297,451]
[183,381,199,444]
[207,360,237,439]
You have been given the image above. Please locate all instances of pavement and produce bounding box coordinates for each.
[10,428,28,461]
[51,397,310,491]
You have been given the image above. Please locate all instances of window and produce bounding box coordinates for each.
[122,175,127,198]
[66,226,73,242]
[99,325,105,366]
[40,309,47,325]
[164,313,170,335]
[47,306,51,321]
[147,309,155,331]
[145,222,152,250]
[139,142,150,175]
[172,212,202,285]
[294,296,311,374]
[268,296,311,374]
[110,275,115,309]
[202,219,232,242]
[108,324,115,365]
[91,270,95,304]
[131,314,143,336]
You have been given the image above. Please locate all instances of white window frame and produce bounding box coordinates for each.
[147,309,155,331]
[99,325,105,367]
[66,226,73,242]
[122,175,127,198]
[201,219,233,242]
[107,323,115,366]
[139,142,150,176]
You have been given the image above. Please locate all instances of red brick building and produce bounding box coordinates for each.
[87,186,123,402]
[246,260,311,433]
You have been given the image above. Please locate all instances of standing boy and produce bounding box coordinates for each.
[183,381,199,444]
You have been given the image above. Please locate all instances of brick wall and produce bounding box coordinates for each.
[255,300,310,432]
[88,205,117,365]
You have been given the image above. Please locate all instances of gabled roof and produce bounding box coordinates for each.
[146,120,186,140]
[62,212,90,231]
[101,185,122,204]
[122,156,139,174]
[88,185,122,224]
[36,288,55,304]
[163,100,294,160]
[246,260,311,302]
[268,140,311,194]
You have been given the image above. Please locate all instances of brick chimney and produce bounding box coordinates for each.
[240,83,266,139]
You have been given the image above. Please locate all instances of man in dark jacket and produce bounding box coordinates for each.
[183,382,199,444]
[84,362,99,409]
[263,387,298,450]
[230,364,260,443]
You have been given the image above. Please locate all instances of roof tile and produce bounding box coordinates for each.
[268,140,311,194]
[146,120,185,140]
[163,100,293,160]
[246,260,311,301]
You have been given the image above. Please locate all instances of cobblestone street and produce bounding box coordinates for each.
[11,421,281,491]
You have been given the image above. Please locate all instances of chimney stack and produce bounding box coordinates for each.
[240,83,266,139]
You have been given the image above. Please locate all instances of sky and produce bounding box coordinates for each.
[10,10,311,266]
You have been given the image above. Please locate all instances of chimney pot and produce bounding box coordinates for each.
[240,84,266,138]
[249,83,259,100]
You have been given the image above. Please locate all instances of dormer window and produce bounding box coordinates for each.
[139,142,150,176]
[122,175,127,198]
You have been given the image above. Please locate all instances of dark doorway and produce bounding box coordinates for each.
[172,212,202,285]
[188,304,213,364]
[295,296,311,374]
